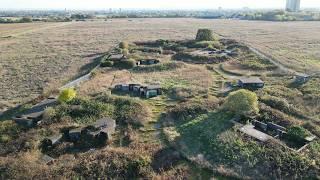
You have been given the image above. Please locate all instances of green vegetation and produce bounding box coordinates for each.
[132,62,184,73]
[0,120,22,143]
[119,41,129,49]
[239,10,320,21]
[100,55,136,69]
[0,17,32,23]
[195,29,216,41]
[50,94,150,126]
[192,41,223,50]
[286,126,311,144]
[58,88,77,103]
[239,54,277,70]
[260,95,305,119]
[173,52,228,64]
[53,97,115,124]
[2,34,320,179]
[164,103,318,178]
[114,59,136,69]
[100,60,114,67]
[223,89,259,116]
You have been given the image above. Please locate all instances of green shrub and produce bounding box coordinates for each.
[192,41,222,49]
[114,59,136,69]
[303,121,320,137]
[196,29,216,41]
[258,103,298,127]
[101,60,114,67]
[223,89,259,116]
[58,88,77,103]
[260,95,306,119]
[240,55,277,70]
[134,47,162,54]
[132,62,184,73]
[119,41,129,49]
[286,126,311,144]
[0,120,21,143]
[168,99,219,124]
[54,98,115,124]
[122,48,129,56]
[96,95,150,126]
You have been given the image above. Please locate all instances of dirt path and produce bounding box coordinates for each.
[247,46,301,76]
[215,32,303,76]
[0,22,74,38]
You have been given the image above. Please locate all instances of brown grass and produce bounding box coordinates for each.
[1,19,319,108]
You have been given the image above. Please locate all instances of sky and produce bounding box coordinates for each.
[1,0,320,10]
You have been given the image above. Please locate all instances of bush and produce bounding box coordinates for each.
[114,59,136,69]
[168,98,219,124]
[260,95,306,119]
[122,48,129,56]
[196,29,215,41]
[19,17,32,23]
[119,41,129,49]
[100,60,114,67]
[223,89,259,116]
[96,95,151,126]
[192,41,222,49]
[58,88,77,103]
[54,98,115,124]
[0,120,21,143]
[258,103,299,127]
[132,62,184,73]
[286,126,311,144]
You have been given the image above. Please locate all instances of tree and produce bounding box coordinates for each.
[223,89,259,116]
[196,29,215,41]
[58,88,77,103]
[19,17,32,23]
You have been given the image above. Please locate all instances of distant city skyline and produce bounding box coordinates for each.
[286,0,301,12]
[1,0,320,10]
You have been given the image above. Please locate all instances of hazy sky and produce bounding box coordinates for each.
[1,0,320,10]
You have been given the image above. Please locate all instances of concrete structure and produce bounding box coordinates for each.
[295,74,310,84]
[12,97,58,127]
[114,83,162,98]
[41,155,55,165]
[68,127,83,142]
[140,84,162,98]
[42,134,63,148]
[238,77,264,89]
[136,59,160,66]
[108,54,125,61]
[286,0,300,12]
[240,124,272,142]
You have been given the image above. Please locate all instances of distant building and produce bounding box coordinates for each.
[286,0,300,12]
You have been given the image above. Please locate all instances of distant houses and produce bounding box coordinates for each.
[114,83,162,98]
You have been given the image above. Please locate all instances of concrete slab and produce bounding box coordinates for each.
[240,124,272,142]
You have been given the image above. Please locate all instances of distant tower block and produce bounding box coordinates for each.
[286,0,301,12]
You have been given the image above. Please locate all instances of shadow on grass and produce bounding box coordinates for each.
[0,102,32,121]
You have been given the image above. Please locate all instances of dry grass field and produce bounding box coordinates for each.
[1,18,319,109]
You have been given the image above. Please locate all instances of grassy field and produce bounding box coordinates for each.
[1,32,320,179]
[1,18,320,110]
